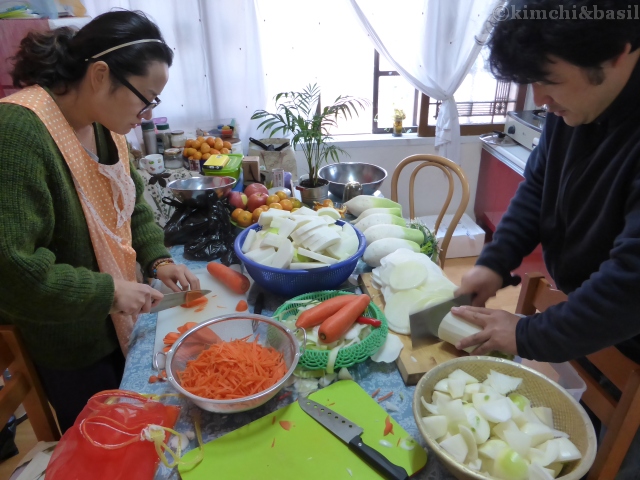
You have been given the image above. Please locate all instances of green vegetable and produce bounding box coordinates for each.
[408,220,438,263]
[344,196,402,216]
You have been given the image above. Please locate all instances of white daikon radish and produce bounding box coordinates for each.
[249,231,267,251]
[272,217,297,238]
[304,228,341,252]
[293,217,326,237]
[369,333,404,363]
[270,239,293,269]
[447,378,466,400]
[478,439,509,460]
[363,224,425,246]
[388,262,427,290]
[244,247,276,263]
[488,370,523,395]
[437,313,482,353]
[291,206,318,216]
[354,213,406,233]
[316,207,341,220]
[463,405,491,444]
[551,438,581,462]
[422,415,448,440]
[257,209,291,227]
[434,379,449,392]
[325,233,359,260]
[259,252,276,267]
[241,229,257,253]
[289,262,330,269]
[363,238,420,267]
[532,407,554,428]
[351,207,402,223]
[477,398,513,423]
[449,369,479,385]
[494,448,529,480]
[440,434,469,464]
[382,288,424,334]
[459,425,478,462]
[521,423,554,447]
[504,429,532,457]
[297,247,338,265]
[261,232,285,249]
[344,196,402,217]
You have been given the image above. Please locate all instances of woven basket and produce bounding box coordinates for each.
[273,290,388,370]
[412,356,597,480]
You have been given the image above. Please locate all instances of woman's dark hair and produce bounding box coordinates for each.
[10,10,173,92]
[488,0,640,85]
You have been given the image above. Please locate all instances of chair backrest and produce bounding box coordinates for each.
[390,154,470,268]
[0,326,60,441]
[515,272,640,479]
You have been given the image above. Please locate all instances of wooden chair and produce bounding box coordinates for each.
[0,326,60,442]
[390,154,470,268]
[516,272,640,479]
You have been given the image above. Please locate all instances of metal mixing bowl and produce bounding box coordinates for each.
[167,176,236,202]
[318,162,387,199]
[413,356,597,480]
[163,314,304,414]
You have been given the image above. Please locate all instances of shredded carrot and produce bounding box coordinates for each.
[162,345,171,353]
[277,391,293,402]
[178,337,287,400]
[383,415,394,436]
[236,300,248,312]
[164,332,180,345]
[271,416,276,425]
[271,438,276,448]
[397,437,402,447]
[371,388,381,398]
[378,391,393,403]
[148,375,159,383]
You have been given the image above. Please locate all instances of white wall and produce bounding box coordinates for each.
[290,135,483,218]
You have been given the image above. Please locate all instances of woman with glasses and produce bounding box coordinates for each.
[0,10,200,432]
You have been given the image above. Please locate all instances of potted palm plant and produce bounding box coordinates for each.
[251,84,368,204]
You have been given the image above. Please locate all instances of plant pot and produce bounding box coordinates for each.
[296,176,329,206]
[392,119,403,137]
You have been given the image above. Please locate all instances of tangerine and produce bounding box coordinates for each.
[206,137,216,147]
[222,140,232,150]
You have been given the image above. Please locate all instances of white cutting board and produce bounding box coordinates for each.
[153,267,253,360]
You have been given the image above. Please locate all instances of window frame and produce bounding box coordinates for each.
[372,50,527,137]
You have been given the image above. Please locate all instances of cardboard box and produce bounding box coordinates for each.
[416,213,485,258]
[242,156,261,184]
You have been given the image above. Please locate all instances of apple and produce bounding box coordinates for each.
[244,183,269,197]
[246,192,268,212]
[228,191,248,210]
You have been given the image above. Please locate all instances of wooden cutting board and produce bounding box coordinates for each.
[178,380,427,480]
[359,272,466,385]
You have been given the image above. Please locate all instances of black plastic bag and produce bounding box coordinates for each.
[164,191,239,263]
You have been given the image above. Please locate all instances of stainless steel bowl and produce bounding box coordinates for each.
[163,314,304,414]
[167,176,236,202]
[318,162,387,200]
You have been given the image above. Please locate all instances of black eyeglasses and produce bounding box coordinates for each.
[108,68,161,117]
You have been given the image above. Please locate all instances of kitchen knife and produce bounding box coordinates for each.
[409,294,473,348]
[298,398,409,480]
[149,290,211,313]
[253,292,265,315]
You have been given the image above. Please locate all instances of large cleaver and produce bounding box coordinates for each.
[409,294,473,348]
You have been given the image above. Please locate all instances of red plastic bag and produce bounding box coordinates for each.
[46,390,181,480]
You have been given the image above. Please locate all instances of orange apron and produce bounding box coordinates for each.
[1,85,139,355]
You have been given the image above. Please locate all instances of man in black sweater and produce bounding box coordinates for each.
[454,0,640,364]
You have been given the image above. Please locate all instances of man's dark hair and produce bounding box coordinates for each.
[489,0,640,85]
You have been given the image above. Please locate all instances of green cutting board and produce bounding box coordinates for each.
[179,380,427,479]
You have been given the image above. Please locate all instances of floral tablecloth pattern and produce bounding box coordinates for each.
[121,246,454,480]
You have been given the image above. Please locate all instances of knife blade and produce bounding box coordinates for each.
[253,292,265,315]
[149,290,211,313]
[298,399,409,480]
[409,294,473,348]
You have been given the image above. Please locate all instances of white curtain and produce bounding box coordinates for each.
[348,0,499,163]
[82,0,266,149]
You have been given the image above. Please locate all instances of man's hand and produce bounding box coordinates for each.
[111,279,163,315]
[455,266,503,307]
[156,264,201,292]
[451,306,520,356]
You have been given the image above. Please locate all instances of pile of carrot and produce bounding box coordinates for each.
[178,337,286,400]
[295,294,374,344]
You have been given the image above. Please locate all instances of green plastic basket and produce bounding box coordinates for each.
[272,290,388,370]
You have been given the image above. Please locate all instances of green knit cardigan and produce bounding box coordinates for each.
[0,101,169,369]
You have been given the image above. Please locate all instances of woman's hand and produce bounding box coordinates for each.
[156,264,201,292]
[111,279,163,315]
[451,306,520,356]
[455,266,503,307]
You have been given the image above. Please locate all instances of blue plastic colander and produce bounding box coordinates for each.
[233,220,365,297]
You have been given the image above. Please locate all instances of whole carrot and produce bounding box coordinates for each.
[207,262,250,294]
[318,295,371,343]
[295,294,361,329]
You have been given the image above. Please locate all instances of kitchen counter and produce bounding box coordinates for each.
[121,246,457,479]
